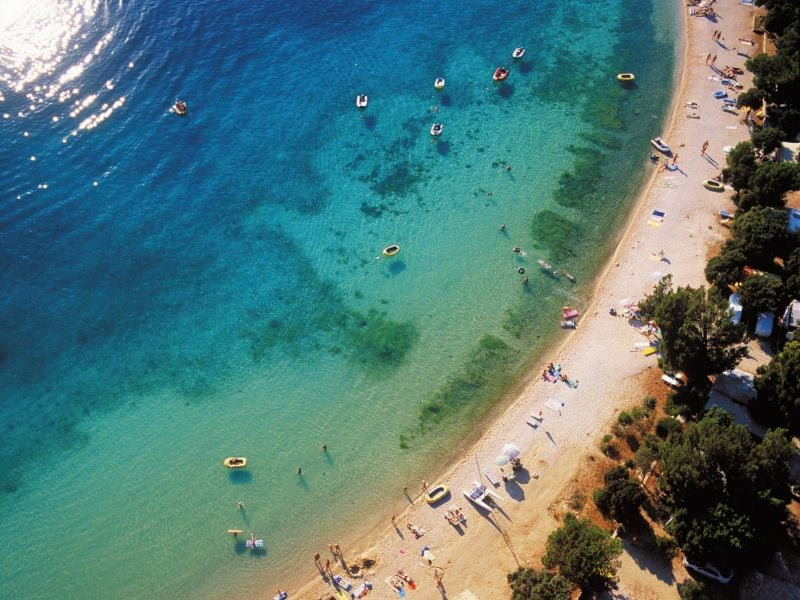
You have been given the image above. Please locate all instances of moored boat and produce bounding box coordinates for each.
[425,484,450,505]
[356,94,368,108]
[492,67,509,82]
[434,78,445,90]
[224,457,247,468]
[537,259,553,272]
[650,137,670,154]
[512,47,525,59]
[383,244,400,257]
[703,179,724,191]
[430,123,443,136]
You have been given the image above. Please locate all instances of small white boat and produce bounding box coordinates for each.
[463,481,502,512]
[356,94,368,108]
[537,259,553,272]
[512,47,525,59]
[650,137,670,154]
[434,78,445,90]
[430,123,443,136]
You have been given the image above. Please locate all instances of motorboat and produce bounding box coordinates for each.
[224,457,247,468]
[356,94,368,108]
[703,179,724,191]
[650,137,670,154]
[463,481,502,512]
[434,77,445,90]
[512,47,525,59]
[493,67,509,82]
[616,73,635,82]
[562,306,580,320]
[425,484,450,505]
[722,105,739,115]
[172,100,187,116]
[564,272,576,283]
[383,244,400,257]
[713,90,728,99]
[561,320,577,329]
[430,123,444,136]
[537,259,553,272]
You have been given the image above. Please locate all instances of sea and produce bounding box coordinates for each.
[0,0,678,597]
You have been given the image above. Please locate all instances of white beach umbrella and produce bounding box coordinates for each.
[502,443,521,459]
[494,454,511,466]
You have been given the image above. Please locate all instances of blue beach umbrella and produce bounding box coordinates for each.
[494,454,511,466]
[502,443,521,459]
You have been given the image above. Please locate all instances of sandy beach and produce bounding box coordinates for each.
[290,1,762,598]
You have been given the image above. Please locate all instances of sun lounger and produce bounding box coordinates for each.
[484,469,500,486]
[351,581,373,598]
[642,346,657,356]
[526,418,539,428]
[334,575,353,591]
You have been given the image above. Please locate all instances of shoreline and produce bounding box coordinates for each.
[288,0,760,597]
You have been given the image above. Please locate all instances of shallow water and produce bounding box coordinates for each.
[0,0,677,596]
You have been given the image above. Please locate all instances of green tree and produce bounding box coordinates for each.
[754,340,800,435]
[677,579,712,600]
[785,247,800,299]
[639,277,747,386]
[705,243,746,289]
[723,141,757,193]
[776,108,800,140]
[507,567,573,600]
[750,161,800,207]
[594,466,646,523]
[739,273,784,312]
[735,88,764,111]
[751,127,785,155]
[747,53,799,106]
[659,409,794,566]
[542,513,623,593]
[729,206,788,268]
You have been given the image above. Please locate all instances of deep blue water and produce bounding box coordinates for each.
[0,0,677,597]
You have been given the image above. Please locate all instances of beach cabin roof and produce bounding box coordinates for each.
[728,293,743,325]
[755,312,774,338]
[788,208,800,234]
[780,141,800,164]
[712,369,756,405]
[782,300,800,330]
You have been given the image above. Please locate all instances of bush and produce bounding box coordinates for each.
[594,466,645,523]
[600,434,614,455]
[634,445,658,474]
[656,417,683,439]
[654,535,678,561]
[643,396,657,412]
[677,580,712,600]
[617,411,633,427]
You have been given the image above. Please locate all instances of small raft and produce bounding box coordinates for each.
[493,67,509,82]
[383,244,400,257]
[224,457,247,468]
[703,179,724,192]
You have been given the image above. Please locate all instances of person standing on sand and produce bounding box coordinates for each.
[421,480,429,493]
[324,559,332,577]
[712,55,717,64]
[705,53,711,64]
[701,140,709,155]
[314,551,321,567]
[672,153,678,165]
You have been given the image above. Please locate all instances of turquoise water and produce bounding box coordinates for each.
[0,0,678,597]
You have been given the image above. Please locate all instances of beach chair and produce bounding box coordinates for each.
[484,469,500,487]
[526,418,539,428]
[333,575,353,591]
